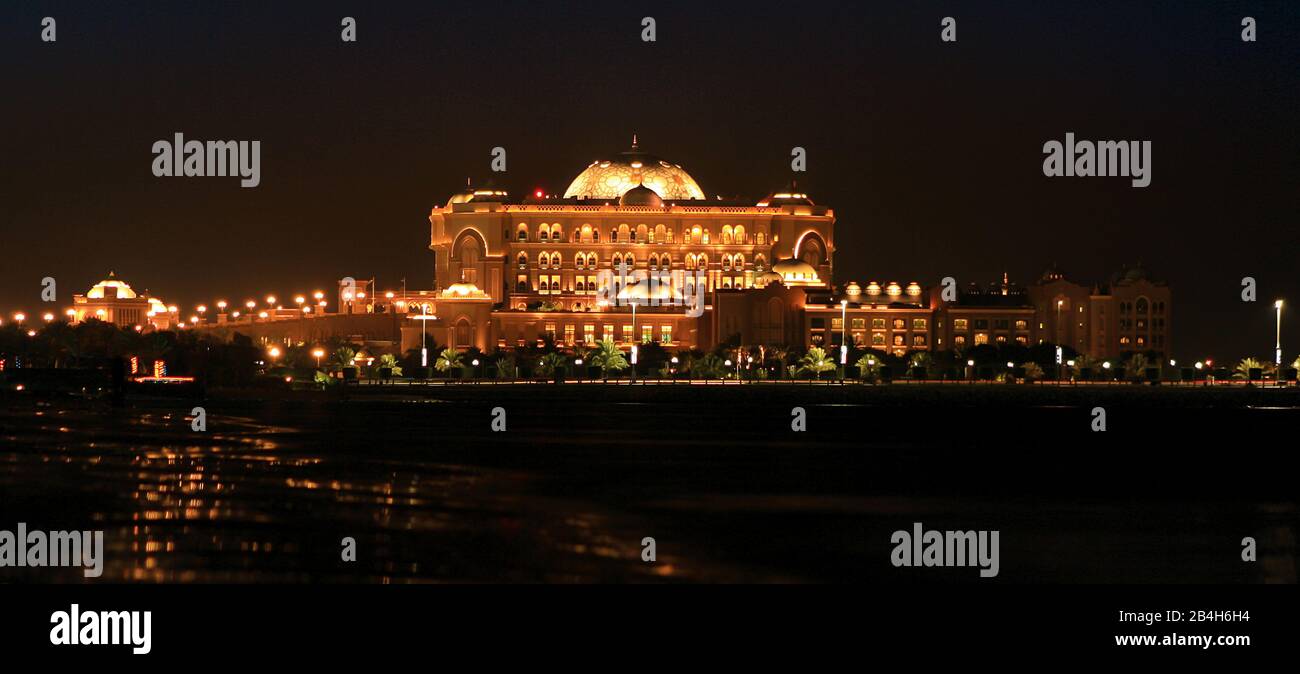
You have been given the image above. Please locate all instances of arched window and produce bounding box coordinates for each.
[685,254,696,270]
[722,226,733,244]
[691,226,702,244]
[734,225,746,244]
[516,280,528,292]
[636,224,648,243]
[754,254,767,272]
[551,252,562,268]
[756,231,766,245]
[734,253,745,269]
[517,252,528,267]
[702,229,710,245]
[539,224,550,241]
[697,253,708,269]
[581,225,593,243]
[618,224,630,243]
[517,224,529,241]
[551,224,562,241]
[1136,297,1149,314]
[722,255,733,271]
[654,224,666,243]
[592,229,600,243]
[625,253,635,268]
[575,253,586,269]
[458,235,480,284]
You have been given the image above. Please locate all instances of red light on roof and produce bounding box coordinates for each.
[535,189,544,198]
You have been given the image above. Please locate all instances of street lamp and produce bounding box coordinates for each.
[13,312,25,326]
[312,348,325,369]
[1275,299,1284,367]
[43,312,54,323]
[839,299,849,378]
[216,300,228,313]
[266,295,276,306]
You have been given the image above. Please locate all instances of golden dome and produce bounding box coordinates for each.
[564,137,705,201]
[86,272,137,299]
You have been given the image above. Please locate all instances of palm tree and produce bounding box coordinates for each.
[909,351,932,378]
[1123,353,1150,380]
[693,353,726,379]
[434,347,462,374]
[494,354,518,379]
[1021,362,1045,381]
[590,338,628,380]
[378,353,402,377]
[1234,357,1265,379]
[331,346,356,371]
[855,353,882,383]
[799,346,836,380]
[535,352,566,377]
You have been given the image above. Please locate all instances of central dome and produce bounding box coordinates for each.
[564,136,705,201]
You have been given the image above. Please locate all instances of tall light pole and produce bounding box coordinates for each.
[630,300,638,385]
[1275,299,1284,368]
[839,299,848,380]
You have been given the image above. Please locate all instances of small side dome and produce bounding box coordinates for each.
[757,183,814,207]
[771,258,821,286]
[619,183,664,207]
[754,270,783,288]
[442,281,486,298]
[905,282,922,297]
[865,282,882,297]
[846,282,862,298]
[885,282,902,297]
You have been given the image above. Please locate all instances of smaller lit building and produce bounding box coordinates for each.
[71,272,176,330]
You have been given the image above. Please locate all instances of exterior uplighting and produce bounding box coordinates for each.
[259,311,269,319]
[1194,361,1203,370]
[266,295,276,305]
[385,292,395,299]
[189,316,199,325]
[231,311,241,318]
[1102,361,1111,369]
[575,358,583,366]
[268,346,281,359]
[246,300,256,310]
[1006,361,1014,368]
[966,359,975,367]
[313,291,324,300]
[1169,359,1176,367]
[43,313,54,322]
[65,309,76,318]
[168,305,178,314]
[302,306,312,314]
[26,330,36,337]
[1066,359,1075,367]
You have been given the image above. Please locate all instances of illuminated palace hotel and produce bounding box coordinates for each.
[86,137,1169,360]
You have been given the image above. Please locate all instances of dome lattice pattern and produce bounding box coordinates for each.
[564,139,705,200]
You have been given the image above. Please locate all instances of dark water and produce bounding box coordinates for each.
[0,385,1296,583]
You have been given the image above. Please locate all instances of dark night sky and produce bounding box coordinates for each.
[1,0,1296,360]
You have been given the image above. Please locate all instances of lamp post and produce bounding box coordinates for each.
[630,300,638,385]
[839,299,848,381]
[1275,300,1283,368]
[312,348,325,370]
